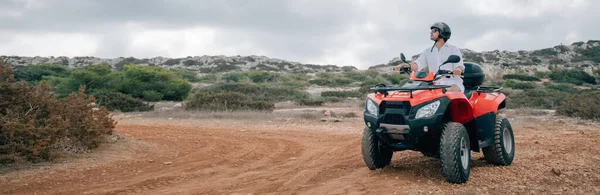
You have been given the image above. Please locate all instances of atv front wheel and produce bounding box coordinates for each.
[439,122,471,184]
[482,117,515,165]
[361,127,393,170]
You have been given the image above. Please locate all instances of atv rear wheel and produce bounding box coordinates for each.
[439,122,471,184]
[482,117,515,165]
[361,127,393,170]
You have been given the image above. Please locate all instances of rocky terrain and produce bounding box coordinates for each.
[1,40,598,76]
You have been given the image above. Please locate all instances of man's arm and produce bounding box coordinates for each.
[452,47,465,76]
[409,50,427,71]
[393,50,427,72]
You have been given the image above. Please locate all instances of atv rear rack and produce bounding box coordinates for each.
[472,86,503,95]
[370,85,452,98]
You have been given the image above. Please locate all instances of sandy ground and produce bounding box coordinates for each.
[1,105,600,195]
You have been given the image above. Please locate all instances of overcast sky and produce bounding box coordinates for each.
[0,0,597,69]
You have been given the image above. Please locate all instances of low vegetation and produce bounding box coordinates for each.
[548,68,596,85]
[503,80,537,90]
[556,91,600,120]
[194,83,308,102]
[11,63,195,111]
[321,91,363,98]
[502,74,541,82]
[4,41,599,120]
[184,91,274,112]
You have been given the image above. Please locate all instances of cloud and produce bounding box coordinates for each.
[0,32,99,57]
[0,0,597,69]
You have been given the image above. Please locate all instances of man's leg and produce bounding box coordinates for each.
[447,84,464,92]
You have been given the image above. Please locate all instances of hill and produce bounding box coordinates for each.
[1,40,598,77]
[0,54,357,74]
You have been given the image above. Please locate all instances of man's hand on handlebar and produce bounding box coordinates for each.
[393,62,417,72]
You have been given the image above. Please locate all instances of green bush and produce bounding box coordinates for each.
[184,91,274,112]
[502,74,541,81]
[276,73,309,88]
[142,90,163,102]
[556,91,600,120]
[534,71,550,79]
[119,65,192,101]
[10,63,193,105]
[115,57,148,70]
[309,78,330,86]
[331,77,354,87]
[306,73,355,87]
[343,71,368,82]
[503,80,537,89]
[197,74,218,82]
[506,88,569,109]
[195,83,307,102]
[171,68,200,82]
[55,64,114,96]
[92,91,154,112]
[543,82,581,93]
[13,64,71,84]
[222,72,248,83]
[247,71,273,83]
[549,68,596,85]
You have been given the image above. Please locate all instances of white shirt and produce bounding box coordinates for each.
[413,43,465,92]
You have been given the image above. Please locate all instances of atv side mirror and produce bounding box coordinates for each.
[400,53,407,63]
[442,55,461,65]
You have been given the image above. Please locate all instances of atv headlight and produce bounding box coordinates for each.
[415,100,440,119]
[365,99,378,116]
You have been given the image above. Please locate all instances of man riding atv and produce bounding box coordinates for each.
[393,22,465,92]
[361,22,515,184]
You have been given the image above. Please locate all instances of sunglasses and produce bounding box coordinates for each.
[431,28,439,33]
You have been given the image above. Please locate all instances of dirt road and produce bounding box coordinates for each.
[1,109,600,194]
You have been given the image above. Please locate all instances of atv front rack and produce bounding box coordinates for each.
[370,85,452,98]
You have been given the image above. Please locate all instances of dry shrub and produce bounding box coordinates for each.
[506,88,569,109]
[0,61,116,164]
[295,99,324,106]
[92,91,154,112]
[299,112,320,120]
[340,112,359,118]
[556,91,600,120]
[59,87,116,149]
[184,91,275,112]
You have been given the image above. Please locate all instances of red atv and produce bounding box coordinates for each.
[361,53,515,184]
